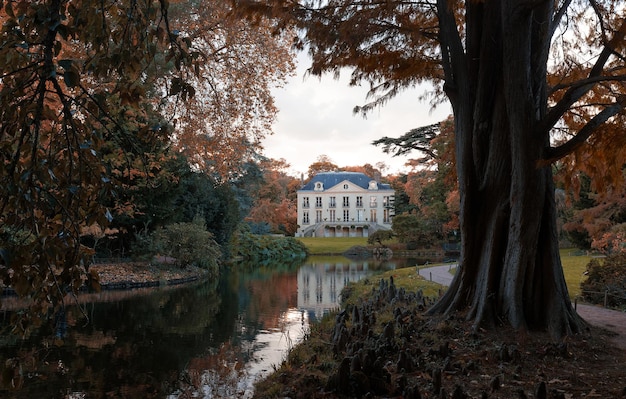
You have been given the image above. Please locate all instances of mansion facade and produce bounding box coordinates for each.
[295,171,395,237]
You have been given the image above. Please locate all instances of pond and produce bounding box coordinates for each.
[0,256,415,398]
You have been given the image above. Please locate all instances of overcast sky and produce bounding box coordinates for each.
[262,53,452,177]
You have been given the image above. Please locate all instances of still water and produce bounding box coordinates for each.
[0,256,412,398]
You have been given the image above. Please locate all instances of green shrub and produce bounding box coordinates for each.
[138,217,221,277]
[391,214,438,245]
[367,230,394,246]
[231,227,308,262]
[580,253,626,308]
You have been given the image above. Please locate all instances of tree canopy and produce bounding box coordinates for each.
[0,0,191,320]
[0,0,294,327]
[163,1,295,179]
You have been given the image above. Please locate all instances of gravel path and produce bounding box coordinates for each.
[418,264,626,350]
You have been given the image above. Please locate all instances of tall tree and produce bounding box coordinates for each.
[238,0,626,337]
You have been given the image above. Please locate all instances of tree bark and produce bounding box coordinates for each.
[430,0,585,338]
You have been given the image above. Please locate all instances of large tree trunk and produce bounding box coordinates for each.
[431,0,585,337]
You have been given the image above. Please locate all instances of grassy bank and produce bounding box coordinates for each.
[296,237,368,254]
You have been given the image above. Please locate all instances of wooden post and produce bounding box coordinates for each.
[604,290,608,308]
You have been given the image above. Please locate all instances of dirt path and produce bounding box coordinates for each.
[576,303,626,349]
[419,264,626,350]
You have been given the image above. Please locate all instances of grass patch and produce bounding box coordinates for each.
[296,237,368,254]
[560,249,593,299]
[341,266,442,308]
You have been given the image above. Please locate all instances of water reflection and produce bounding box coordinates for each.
[298,260,376,321]
[0,256,404,398]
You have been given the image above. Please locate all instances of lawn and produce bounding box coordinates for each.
[560,248,593,299]
[296,236,368,254]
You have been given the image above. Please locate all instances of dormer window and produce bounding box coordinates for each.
[314,182,324,191]
[368,180,378,190]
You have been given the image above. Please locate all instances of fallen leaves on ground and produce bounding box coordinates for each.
[91,261,207,287]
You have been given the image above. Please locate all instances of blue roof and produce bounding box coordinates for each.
[300,171,392,191]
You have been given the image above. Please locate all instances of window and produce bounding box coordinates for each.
[314,182,324,190]
[303,197,309,208]
[370,196,377,207]
[383,196,390,207]
[356,196,363,207]
[329,196,336,208]
[343,209,350,222]
[383,209,391,223]
[343,184,349,189]
[329,209,336,221]
[343,196,350,207]
[370,209,377,222]
[303,211,309,224]
[315,196,322,208]
[357,209,364,222]
[316,210,322,223]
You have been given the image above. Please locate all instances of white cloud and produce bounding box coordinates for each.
[263,53,451,176]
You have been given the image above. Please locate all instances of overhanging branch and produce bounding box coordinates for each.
[540,98,626,165]
[372,123,439,159]
[539,18,626,135]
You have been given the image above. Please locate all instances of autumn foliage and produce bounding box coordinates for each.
[0,1,193,322]
[0,0,295,330]
[163,1,294,179]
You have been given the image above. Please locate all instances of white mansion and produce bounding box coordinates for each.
[295,171,395,237]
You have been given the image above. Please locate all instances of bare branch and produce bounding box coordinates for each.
[539,18,626,134]
[541,97,626,165]
[548,74,626,96]
[550,0,573,40]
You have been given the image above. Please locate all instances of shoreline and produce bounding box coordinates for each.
[90,261,209,290]
[0,262,211,311]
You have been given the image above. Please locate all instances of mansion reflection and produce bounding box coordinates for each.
[297,260,377,320]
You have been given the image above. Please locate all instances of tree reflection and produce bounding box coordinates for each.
[0,279,222,398]
[0,257,405,398]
